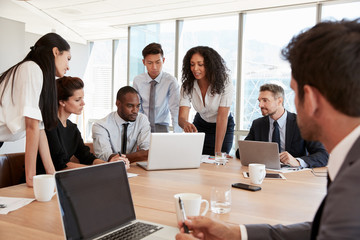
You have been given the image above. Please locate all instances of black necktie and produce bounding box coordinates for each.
[122,123,129,154]
[272,121,281,153]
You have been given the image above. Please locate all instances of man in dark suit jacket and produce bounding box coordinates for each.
[235,84,328,168]
[176,19,360,240]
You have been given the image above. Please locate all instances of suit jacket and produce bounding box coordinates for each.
[236,112,328,168]
[245,135,360,239]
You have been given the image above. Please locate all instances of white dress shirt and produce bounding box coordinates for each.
[179,80,233,123]
[0,61,44,142]
[133,71,182,132]
[92,111,151,161]
[328,124,360,181]
[268,111,308,167]
[268,110,287,153]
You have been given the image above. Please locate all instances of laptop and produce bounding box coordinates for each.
[54,161,179,240]
[238,140,282,169]
[137,133,205,170]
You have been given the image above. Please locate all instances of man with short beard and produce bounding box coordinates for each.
[236,83,328,168]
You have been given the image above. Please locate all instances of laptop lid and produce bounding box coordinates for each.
[55,162,136,239]
[138,133,205,170]
[238,140,281,169]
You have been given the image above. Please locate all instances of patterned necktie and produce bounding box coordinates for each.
[122,123,129,154]
[272,121,281,153]
[149,80,157,132]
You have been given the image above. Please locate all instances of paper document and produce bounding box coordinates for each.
[201,155,230,164]
[0,196,35,214]
[127,172,138,178]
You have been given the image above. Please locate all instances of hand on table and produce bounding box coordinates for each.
[176,216,241,240]
[279,151,300,167]
[109,154,130,169]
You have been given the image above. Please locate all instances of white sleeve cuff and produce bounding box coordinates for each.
[297,158,309,168]
[239,224,248,240]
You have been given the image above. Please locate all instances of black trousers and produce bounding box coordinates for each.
[193,113,235,155]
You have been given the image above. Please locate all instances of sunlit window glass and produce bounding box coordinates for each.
[83,40,112,141]
[241,6,316,130]
[129,22,176,85]
[322,1,360,21]
[114,38,128,104]
[178,15,238,121]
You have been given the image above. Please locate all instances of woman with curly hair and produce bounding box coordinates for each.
[178,46,234,155]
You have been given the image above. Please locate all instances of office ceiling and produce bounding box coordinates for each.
[0,0,330,44]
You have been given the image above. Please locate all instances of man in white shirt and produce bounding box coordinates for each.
[176,19,360,240]
[92,86,150,163]
[133,42,181,133]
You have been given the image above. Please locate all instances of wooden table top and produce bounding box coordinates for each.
[0,158,327,239]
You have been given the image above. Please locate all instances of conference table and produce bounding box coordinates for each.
[0,158,327,239]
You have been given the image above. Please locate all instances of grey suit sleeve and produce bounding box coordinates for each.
[245,222,311,240]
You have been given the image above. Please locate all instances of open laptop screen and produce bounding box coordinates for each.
[55,162,135,239]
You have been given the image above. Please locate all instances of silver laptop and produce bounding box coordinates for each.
[137,133,205,170]
[54,161,178,240]
[238,140,281,169]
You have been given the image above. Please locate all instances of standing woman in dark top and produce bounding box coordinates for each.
[37,76,129,174]
[0,33,71,187]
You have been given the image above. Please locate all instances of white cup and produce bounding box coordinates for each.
[33,174,55,202]
[210,186,231,214]
[215,152,227,165]
[174,193,209,222]
[249,163,266,185]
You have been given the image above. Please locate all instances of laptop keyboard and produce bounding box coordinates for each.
[100,222,163,240]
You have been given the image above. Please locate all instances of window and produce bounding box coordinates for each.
[83,40,113,141]
[322,1,360,21]
[113,38,128,102]
[241,6,316,130]
[129,22,176,85]
[178,15,239,122]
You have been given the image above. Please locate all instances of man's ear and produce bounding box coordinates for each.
[278,96,284,106]
[162,57,165,64]
[116,100,121,108]
[142,59,145,66]
[303,85,320,117]
[52,47,59,57]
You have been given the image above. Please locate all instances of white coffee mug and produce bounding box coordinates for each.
[33,174,55,202]
[174,193,209,222]
[249,163,266,185]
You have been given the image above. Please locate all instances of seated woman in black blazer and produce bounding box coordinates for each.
[36,76,129,174]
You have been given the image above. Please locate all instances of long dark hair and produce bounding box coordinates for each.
[0,33,70,130]
[181,46,229,96]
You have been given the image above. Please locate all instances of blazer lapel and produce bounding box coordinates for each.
[261,117,270,141]
[285,111,295,152]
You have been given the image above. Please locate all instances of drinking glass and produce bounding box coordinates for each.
[215,152,227,165]
[210,185,231,214]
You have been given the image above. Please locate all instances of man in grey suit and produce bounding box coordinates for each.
[235,83,328,168]
[176,19,360,240]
